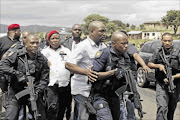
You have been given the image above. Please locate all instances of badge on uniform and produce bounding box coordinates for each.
[10,44,17,48]
[8,51,14,56]
[60,51,67,61]
[95,51,103,58]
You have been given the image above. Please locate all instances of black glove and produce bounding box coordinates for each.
[114,68,125,80]
[15,71,26,82]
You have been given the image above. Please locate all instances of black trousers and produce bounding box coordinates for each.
[46,84,72,120]
[156,81,180,120]
[5,87,46,120]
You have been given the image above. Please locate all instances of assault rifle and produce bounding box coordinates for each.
[159,47,176,93]
[115,67,144,120]
[15,54,40,120]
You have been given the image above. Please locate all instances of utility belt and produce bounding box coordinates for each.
[92,79,122,97]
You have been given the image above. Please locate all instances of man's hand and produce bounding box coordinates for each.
[142,65,151,73]
[114,68,126,80]
[163,76,174,84]
[158,64,166,74]
[163,78,168,84]
[87,66,98,82]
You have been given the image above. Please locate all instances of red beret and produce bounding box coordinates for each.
[47,30,59,40]
[8,24,20,31]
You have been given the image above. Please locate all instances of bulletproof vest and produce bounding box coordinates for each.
[93,48,130,96]
[11,47,41,92]
[156,47,180,82]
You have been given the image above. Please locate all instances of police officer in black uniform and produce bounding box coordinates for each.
[0,24,21,59]
[0,34,49,120]
[88,31,131,120]
[0,24,21,117]
[120,31,151,120]
[148,33,180,120]
[0,24,21,91]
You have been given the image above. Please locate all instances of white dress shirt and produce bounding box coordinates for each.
[41,45,71,87]
[67,37,107,97]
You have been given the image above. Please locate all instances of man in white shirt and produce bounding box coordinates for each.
[61,24,83,51]
[41,30,71,120]
[62,24,84,120]
[65,21,107,120]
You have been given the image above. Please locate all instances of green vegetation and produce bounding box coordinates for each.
[35,32,46,40]
[81,14,127,38]
[35,11,180,47]
[161,10,180,35]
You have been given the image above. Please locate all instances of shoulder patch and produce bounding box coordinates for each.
[95,51,103,58]
[10,44,17,48]
[8,51,14,56]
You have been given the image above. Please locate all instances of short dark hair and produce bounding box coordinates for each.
[162,32,172,39]
[120,30,128,36]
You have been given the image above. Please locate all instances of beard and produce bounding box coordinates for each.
[14,34,20,40]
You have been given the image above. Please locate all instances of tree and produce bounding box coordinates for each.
[139,24,146,30]
[82,14,109,35]
[161,17,169,29]
[106,22,117,37]
[161,10,180,35]
[111,20,126,29]
[130,25,136,30]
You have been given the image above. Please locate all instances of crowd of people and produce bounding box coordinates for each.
[0,21,180,120]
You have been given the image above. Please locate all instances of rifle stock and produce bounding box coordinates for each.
[15,88,30,100]
[115,68,144,119]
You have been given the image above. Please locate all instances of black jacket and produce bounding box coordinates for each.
[0,46,49,93]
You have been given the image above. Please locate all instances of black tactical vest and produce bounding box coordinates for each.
[155,47,180,83]
[11,47,44,92]
[92,48,130,96]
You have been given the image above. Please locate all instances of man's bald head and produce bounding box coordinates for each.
[88,21,106,45]
[88,21,105,32]
[111,31,128,54]
[111,32,128,43]
[22,30,30,44]
[22,30,30,35]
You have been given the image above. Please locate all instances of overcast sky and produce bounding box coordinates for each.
[0,0,180,27]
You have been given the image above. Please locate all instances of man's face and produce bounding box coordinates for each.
[22,32,30,44]
[92,24,106,44]
[49,34,60,49]
[72,25,82,38]
[113,37,128,53]
[14,29,21,39]
[161,35,173,49]
[25,36,39,54]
